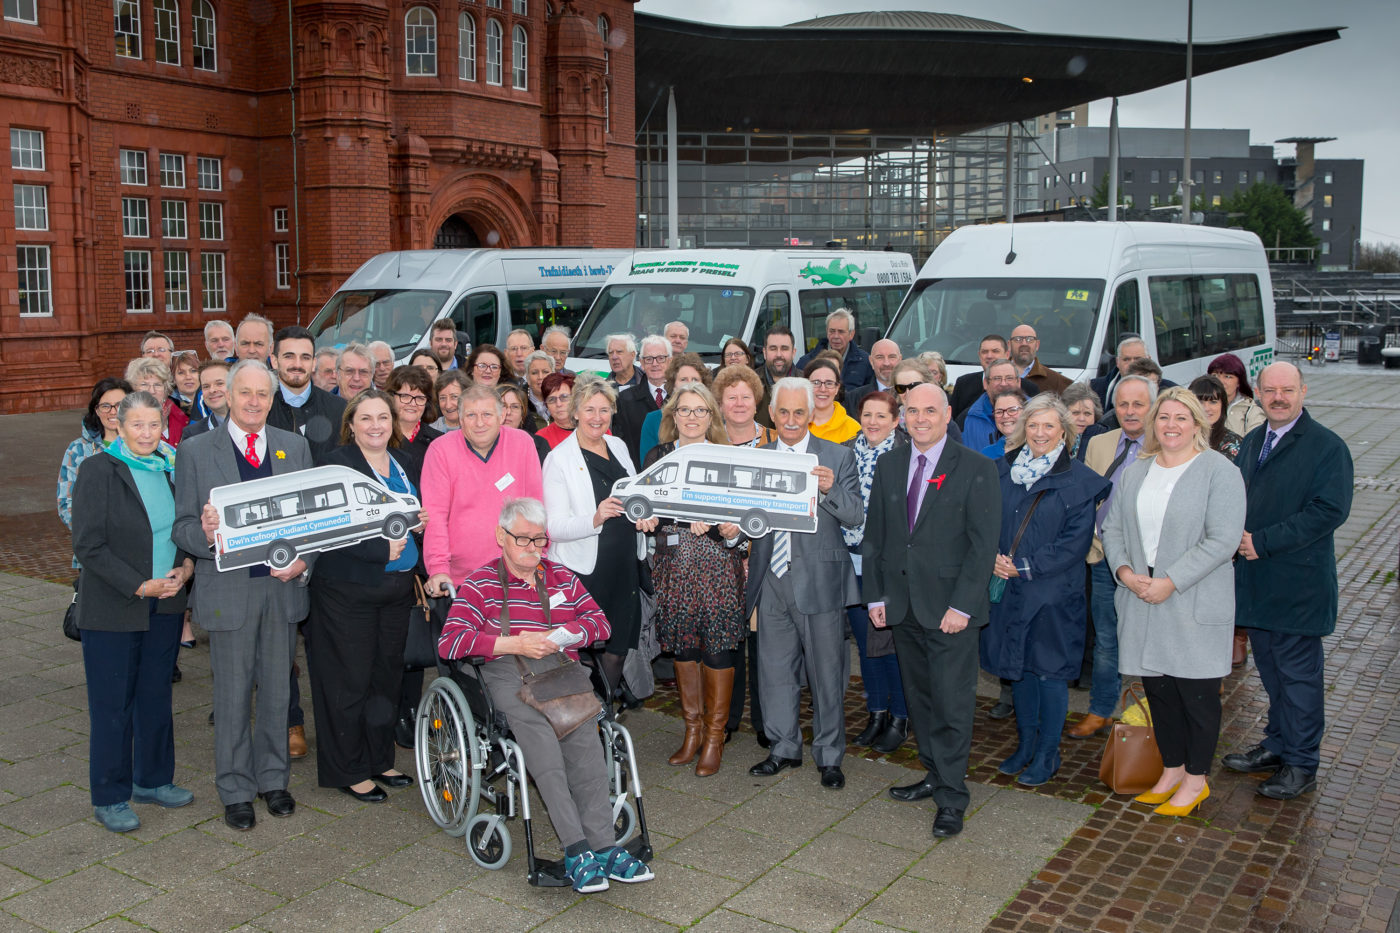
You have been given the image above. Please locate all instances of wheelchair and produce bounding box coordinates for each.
[414,652,653,886]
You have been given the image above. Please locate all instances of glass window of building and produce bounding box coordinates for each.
[199,201,224,240]
[125,250,153,311]
[1150,169,1160,184]
[164,251,190,311]
[275,243,292,289]
[121,149,147,185]
[10,129,44,169]
[1323,195,1333,208]
[406,7,437,75]
[1320,242,1330,255]
[273,207,288,232]
[1324,171,1334,184]
[5,0,38,23]
[1238,170,1248,185]
[197,156,221,190]
[162,200,187,238]
[513,0,527,13]
[122,197,150,238]
[154,0,179,64]
[159,152,185,187]
[201,253,226,312]
[1322,219,1331,232]
[17,246,50,316]
[115,0,141,58]
[192,0,216,71]
[14,184,47,230]
[1212,170,1222,184]
[486,19,503,85]
[459,14,476,80]
[511,25,527,90]
[598,16,610,133]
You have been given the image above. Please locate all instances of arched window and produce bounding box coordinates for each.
[597,15,610,133]
[405,7,437,76]
[153,0,179,64]
[458,13,476,81]
[511,24,527,90]
[485,19,502,85]
[192,0,216,71]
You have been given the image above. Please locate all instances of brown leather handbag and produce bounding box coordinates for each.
[1098,683,1164,795]
[497,562,603,740]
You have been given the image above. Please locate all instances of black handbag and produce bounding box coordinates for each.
[403,576,449,670]
[989,491,1046,604]
[62,576,81,642]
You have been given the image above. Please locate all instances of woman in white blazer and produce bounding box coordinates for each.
[543,378,656,698]
[1102,387,1245,818]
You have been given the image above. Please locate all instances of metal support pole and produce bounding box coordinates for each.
[1107,97,1120,222]
[1005,123,1015,224]
[1180,0,1194,222]
[666,86,679,248]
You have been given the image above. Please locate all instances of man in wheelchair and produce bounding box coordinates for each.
[438,497,655,893]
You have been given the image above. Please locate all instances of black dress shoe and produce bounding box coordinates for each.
[872,716,909,754]
[987,699,1013,720]
[1222,744,1284,774]
[341,783,388,803]
[755,732,771,749]
[259,789,296,817]
[1256,764,1317,800]
[818,766,845,789]
[373,772,414,788]
[171,665,182,684]
[889,778,937,802]
[932,806,965,838]
[748,755,801,777]
[224,802,255,831]
[394,711,416,750]
[854,711,891,747]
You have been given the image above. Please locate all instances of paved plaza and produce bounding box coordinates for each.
[0,365,1396,932]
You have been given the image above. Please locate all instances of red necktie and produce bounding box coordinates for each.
[245,432,261,468]
[655,388,664,407]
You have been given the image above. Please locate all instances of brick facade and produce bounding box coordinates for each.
[0,0,635,413]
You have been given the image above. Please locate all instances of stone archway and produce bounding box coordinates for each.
[425,173,541,250]
[433,214,482,249]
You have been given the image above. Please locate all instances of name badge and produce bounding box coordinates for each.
[548,590,565,609]
[666,534,679,546]
[495,472,515,491]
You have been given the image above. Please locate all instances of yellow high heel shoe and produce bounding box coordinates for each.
[1133,782,1182,805]
[1153,781,1210,817]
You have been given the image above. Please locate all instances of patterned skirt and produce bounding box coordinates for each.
[651,523,747,655]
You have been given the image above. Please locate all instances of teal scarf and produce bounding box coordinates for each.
[108,437,176,474]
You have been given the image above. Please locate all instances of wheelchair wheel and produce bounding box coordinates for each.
[466,813,512,870]
[612,795,638,845]
[415,677,480,837]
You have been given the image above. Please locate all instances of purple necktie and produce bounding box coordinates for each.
[907,453,927,531]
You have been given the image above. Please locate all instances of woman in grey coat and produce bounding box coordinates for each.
[1103,387,1245,817]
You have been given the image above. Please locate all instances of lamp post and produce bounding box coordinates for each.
[1180,0,1194,223]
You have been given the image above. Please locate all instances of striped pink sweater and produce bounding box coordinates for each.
[438,557,610,662]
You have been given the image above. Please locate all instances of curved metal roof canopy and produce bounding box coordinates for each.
[633,13,1342,136]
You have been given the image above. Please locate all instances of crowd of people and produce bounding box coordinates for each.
[58,307,1351,889]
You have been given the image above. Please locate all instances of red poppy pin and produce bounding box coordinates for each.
[928,473,947,490]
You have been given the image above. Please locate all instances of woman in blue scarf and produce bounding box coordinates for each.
[71,392,194,832]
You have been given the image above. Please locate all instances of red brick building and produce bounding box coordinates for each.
[0,0,635,412]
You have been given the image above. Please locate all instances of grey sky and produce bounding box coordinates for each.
[635,0,1400,248]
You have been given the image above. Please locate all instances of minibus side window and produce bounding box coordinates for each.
[732,466,759,490]
[354,483,393,505]
[751,290,790,352]
[1148,276,1196,366]
[686,462,730,486]
[762,469,802,494]
[643,464,676,486]
[1108,280,1139,351]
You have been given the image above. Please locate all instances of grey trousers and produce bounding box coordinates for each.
[756,572,848,767]
[208,586,297,806]
[478,659,614,853]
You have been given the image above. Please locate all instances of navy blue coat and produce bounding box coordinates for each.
[797,340,874,394]
[980,447,1110,681]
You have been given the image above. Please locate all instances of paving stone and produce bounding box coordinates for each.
[344,840,477,907]
[633,784,733,839]
[660,822,796,882]
[0,863,40,899]
[0,785,90,835]
[780,830,920,892]
[687,908,806,932]
[857,875,1001,932]
[0,724,86,763]
[718,788,850,846]
[0,913,45,932]
[723,865,871,933]
[529,895,680,932]
[299,793,438,857]
[3,864,157,933]
[381,887,542,932]
[122,874,284,932]
[0,818,140,880]
[599,855,743,925]
[222,835,370,898]
[255,880,412,932]
[103,827,254,887]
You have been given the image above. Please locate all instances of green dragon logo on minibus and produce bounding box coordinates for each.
[799,259,867,287]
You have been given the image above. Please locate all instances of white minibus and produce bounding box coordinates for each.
[567,249,916,374]
[308,248,631,362]
[883,222,1277,387]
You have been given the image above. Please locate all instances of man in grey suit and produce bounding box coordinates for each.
[173,360,315,831]
[744,377,864,789]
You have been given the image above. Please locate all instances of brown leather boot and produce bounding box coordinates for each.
[695,665,735,777]
[1232,629,1248,668]
[668,661,703,765]
[1066,713,1112,739]
[288,725,308,759]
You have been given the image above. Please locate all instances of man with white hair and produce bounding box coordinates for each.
[140,331,175,367]
[605,334,640,389]
[796,308,873,394]
[312,348,339,393]
[204,320,236,362]
[541,325,572,374]
[367,341,395,389]
[664,321,689,355]
[235,314,275,365]
[504,329,535,384]
[336,343,374,399]
[613,334,671,466]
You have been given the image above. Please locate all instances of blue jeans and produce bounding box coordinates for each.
[1088,561,1122,718]
[846,582,908,719]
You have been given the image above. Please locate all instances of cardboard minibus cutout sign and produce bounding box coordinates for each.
[611,445,819,537]
[210,464,421,571]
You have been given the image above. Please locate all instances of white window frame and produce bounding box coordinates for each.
[123,196,150,238]
[201,252,226,312]
[161,199,187,238]
[273,207,289,232]
[115,0,141,59]
[1321,219,1331,232]
[154,0,179,64]
[486,19,502,85]
[10,129,45,170]
[405,7,437,76]
[192,0,216,71]
[458,13,476,81]
[275,243,291,289]
[198,201,224,240]
[14,184,48,231]
[5,0,39,24]
[196,156,221,190]
[120,148,148,185]
[486,0,501,7]
[598,15,610,133]
[511,24,527,90]
[164,250,190,312]
[512,0,526,14]
[159,152,185,188]
[17,246,52,316]
[125,250,153,312]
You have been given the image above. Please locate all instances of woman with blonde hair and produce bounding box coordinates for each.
[643,382,745,775]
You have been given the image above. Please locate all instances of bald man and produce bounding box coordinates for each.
[845,339,903,415]
[1008,324,1071,395]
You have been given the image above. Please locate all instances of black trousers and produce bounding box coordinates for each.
[1141,674,1221,775]
[891,616,980,811]
[306,572,414,787]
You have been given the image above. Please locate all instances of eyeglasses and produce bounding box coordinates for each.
[894,382,923,394]
[1009,335,1037,344]
[809,379,838,390]
[546,394,570,406]
[394,392,427,407]
[341,367,371,379]
[97,402,120,413]
[474,362,501,373]
[994,406,1024,418]
[675,406,711,418]
[501,528,549,549]
[640,355,669,365]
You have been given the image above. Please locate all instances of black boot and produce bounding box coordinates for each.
[988,680,1015,720]
[853,711,891,747]
[394,707,416,750]
[872,716,909,754]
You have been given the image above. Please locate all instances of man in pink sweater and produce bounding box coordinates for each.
[422,385,545,596]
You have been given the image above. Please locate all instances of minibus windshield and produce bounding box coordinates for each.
[309,289,450,355]
[574,284,756,364]
[885,277,1105,370]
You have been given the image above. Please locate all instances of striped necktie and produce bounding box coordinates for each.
[1257,430,1278,466]
[771,530,790,578]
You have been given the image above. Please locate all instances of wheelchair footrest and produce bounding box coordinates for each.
[527,858,571,887]
[625,837,654,864]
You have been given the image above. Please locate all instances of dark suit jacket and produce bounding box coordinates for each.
[267,386,346,465]
[950,372,1041,421]
[861,438,1000,630]
[743,435,863,617]
[797,341,874,394]
[614,382,661,468]
[313,444,425,582]
[71,452,191,630]
[179,412,224,444]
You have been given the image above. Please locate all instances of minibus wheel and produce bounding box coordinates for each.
[383,514,410,539]
[740,510,769,537]
[623,497,653,522]
[267,541,297,570]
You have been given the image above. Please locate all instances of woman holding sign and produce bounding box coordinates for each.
[643,383,747,776]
